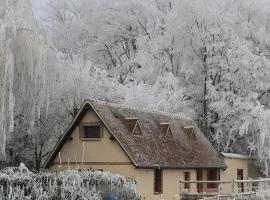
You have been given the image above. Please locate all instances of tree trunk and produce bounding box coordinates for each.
[202,47,209,137]
[34,143,43,172]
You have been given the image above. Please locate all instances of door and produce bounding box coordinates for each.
[237,169,244,192]
[197,169,203,193]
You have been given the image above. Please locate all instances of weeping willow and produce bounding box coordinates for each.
[0,0,55,160]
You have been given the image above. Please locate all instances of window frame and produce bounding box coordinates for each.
[184,171,191,190]
[79,122,103,141]
[207,168,219,189]
[159,123,174,139]
[132,121,143,137]
[237,169,244,192]
[153,169,163,194]
[165,125,174,139]
[183,126,196,141]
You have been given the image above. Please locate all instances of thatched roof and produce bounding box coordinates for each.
[44,100,225,169]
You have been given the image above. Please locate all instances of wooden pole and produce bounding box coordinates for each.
[232,180,235,196]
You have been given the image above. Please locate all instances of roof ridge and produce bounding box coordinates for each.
[88,99,191,120]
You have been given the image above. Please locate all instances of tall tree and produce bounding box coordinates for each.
[0,0,56,160]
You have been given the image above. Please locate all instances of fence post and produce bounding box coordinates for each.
[231,180,235,195]
[248,178,252,192]
[231,180,237,200]
[217,184,221,200]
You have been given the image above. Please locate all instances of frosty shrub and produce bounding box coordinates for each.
[254,190,270,200]
[0,164,138,200]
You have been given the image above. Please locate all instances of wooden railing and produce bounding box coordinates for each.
[179,178,270,199]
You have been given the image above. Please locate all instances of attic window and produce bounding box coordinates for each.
[125,118,143,136]
[165,126,173,138]
[84,126,100,138]
[80,122,102,140]
[159,123,173,139]
[132,121,143,136]
[184,126,196,140]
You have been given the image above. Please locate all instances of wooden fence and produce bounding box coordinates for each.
[179,178,270,200]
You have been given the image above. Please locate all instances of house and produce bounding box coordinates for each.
[221,152,260,179]
[218,152,261,194]
[43,99,259,200]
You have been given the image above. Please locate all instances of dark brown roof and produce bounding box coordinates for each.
[44,100,225,169]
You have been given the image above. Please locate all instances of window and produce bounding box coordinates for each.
[184,126,196,140]
[184,172,191,189]
[207,169,219,188]
[79,122,102,139]
[125,118,137,131]
[197,169,203,193]
[154,169,163,194]
[165,127,174,139]
[237,169,244,192]
[124,118,143,136]
[159,123,173,139]
[132,122,143,136]
[84,126,100,138]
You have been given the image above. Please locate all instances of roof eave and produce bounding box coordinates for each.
[136,165,226,170]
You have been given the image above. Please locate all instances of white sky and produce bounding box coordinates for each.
[32,0,49,17]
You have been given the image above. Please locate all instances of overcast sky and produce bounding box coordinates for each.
[32,0,49,17]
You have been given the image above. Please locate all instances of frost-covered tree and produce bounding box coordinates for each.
[0,0,56,161]
[7,108,68,171]
[0,0,187,169]
[42,0,270,175]
[179,0,270,174]
[0,0,16,161]
[54,54,127,116]
[2,0,270,175]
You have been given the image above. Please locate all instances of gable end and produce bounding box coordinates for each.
[43,100,138,168]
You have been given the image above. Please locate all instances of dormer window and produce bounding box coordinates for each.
[125,118,143,136]
[165,126,173,139]
[184,126,196,140]
[159,123,173,139]
[132,122,143,136]
[80,122,102,140]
